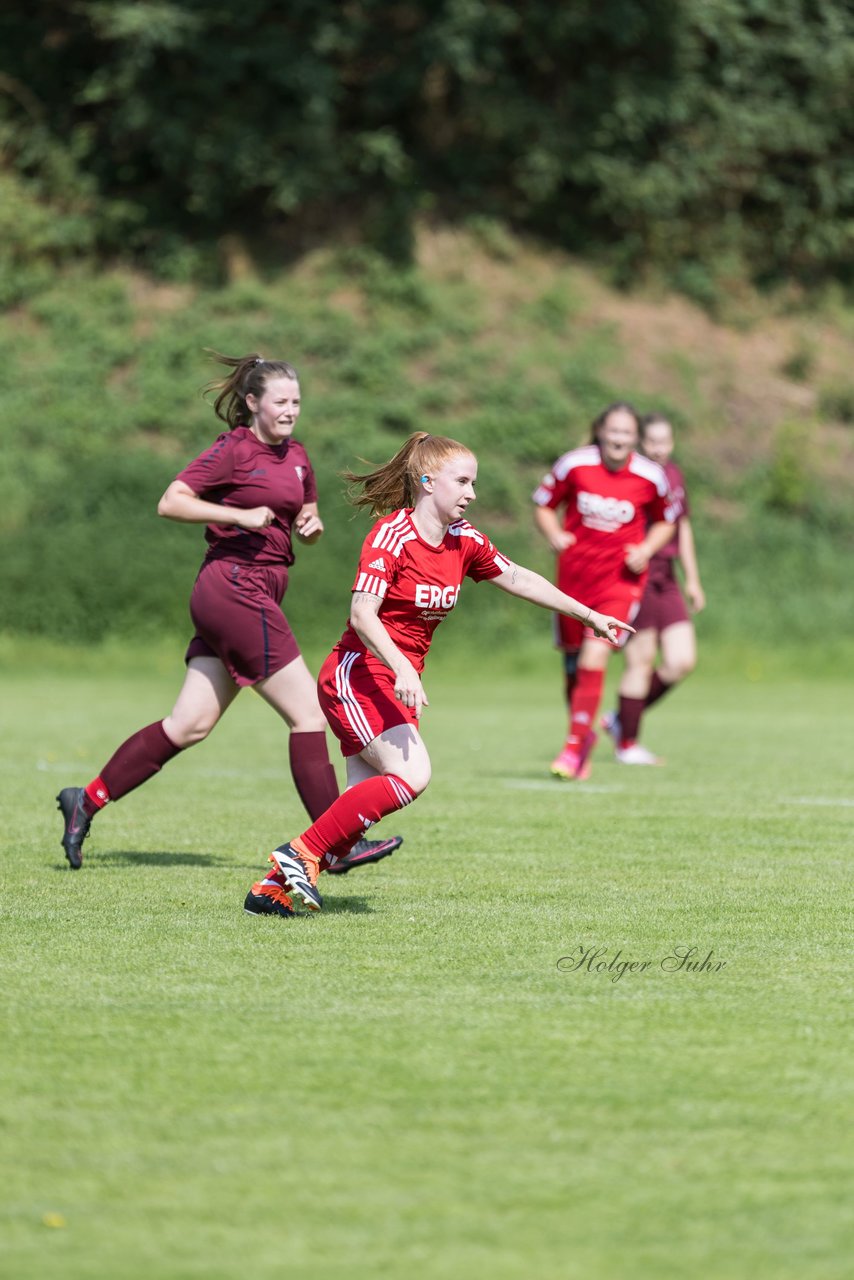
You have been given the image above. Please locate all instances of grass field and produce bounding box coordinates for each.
[1,655,852,1280]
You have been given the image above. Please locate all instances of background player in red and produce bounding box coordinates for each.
[601,412,706,764]
[243,430,633,918]
[532,402,677,780]
[55,352,400,874]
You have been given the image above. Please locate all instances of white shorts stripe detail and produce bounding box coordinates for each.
[335,651,376,747]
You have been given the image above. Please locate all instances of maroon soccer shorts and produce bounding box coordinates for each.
[317,649,420,757]
[184,560,300,686]
[632,571,690,633]
[554,575,644,652]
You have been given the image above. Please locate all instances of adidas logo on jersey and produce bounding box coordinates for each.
[368,557,387,571]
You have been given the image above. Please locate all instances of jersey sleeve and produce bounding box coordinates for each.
[647,490,671,524]
[463,528,513,582]
[175,432,236,495]
[350,528,399,601]
[665,463,688,521]
[298,446,318,505]
[532,464,569,510]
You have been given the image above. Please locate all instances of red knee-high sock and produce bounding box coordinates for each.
[568,668,604,745]
[617,695,646,745]
[645,672,675,709]
[298,774,415,862]
[97,721,182,803]
[288,731,339,821]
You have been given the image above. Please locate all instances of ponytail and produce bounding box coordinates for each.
[345,432,472,517]
[204,350,299,429]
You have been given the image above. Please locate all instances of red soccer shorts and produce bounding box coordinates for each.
[554,573,643,653]
[317,648,420,757]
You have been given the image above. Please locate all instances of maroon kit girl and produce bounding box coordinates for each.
[243,431,633,918]
[602,412,705,764]
[56,353,400,874]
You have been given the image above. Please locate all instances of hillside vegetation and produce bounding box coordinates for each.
[1,223,852,668]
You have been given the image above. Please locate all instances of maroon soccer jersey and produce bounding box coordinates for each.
[532,445,674,591]
[650,459,688,566]
[176,425,317,566]
[336,509,511,673]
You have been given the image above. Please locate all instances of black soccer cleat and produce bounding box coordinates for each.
[325,834,403,876]
[243,886,296,918]
[56,787,92,870]
[271,842,323,912]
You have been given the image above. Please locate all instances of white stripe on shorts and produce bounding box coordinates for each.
[335,651,377,748]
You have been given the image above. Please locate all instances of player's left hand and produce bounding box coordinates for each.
[295,512,324,542]
[686,580,706,613]
[623,543,649,574]
[588,611,635,646]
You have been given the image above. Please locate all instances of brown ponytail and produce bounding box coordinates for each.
[345,432,473,517]
[204,350,299,429]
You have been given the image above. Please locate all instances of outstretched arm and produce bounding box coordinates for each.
[488,561,634,645]
[349,592,429,717]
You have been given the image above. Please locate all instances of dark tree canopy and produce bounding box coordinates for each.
[2,0,853,290]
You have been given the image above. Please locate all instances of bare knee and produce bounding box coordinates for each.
[660,656,695,683]
[392,759,432,797]
[162,716,215,749]
[289,711,329,734]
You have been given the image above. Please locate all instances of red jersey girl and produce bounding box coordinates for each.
[243,431,634,917]
[533,402,677,780]
[56,352,400,876]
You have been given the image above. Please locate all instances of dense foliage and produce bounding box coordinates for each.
[2,0,853,299]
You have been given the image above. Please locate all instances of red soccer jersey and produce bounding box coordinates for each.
[336,509,511,673]
[176,425,317,566]
[532,444,674,588]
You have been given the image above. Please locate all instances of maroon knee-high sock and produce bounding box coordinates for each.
[298,774,415,862]
[288,731,339,821]
[645,672,675,709]
[617,695,646,744]
[97,721,182,803]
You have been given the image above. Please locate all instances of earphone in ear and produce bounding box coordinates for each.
[420,474,429,483]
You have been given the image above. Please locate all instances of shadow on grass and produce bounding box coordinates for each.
[320,893,374,915]
[61,849,234,868]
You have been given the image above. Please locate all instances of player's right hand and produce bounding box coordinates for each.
[588,612,635,646]
[238,506,276,530]
[394,661,429,718]
[551,530,577,553]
